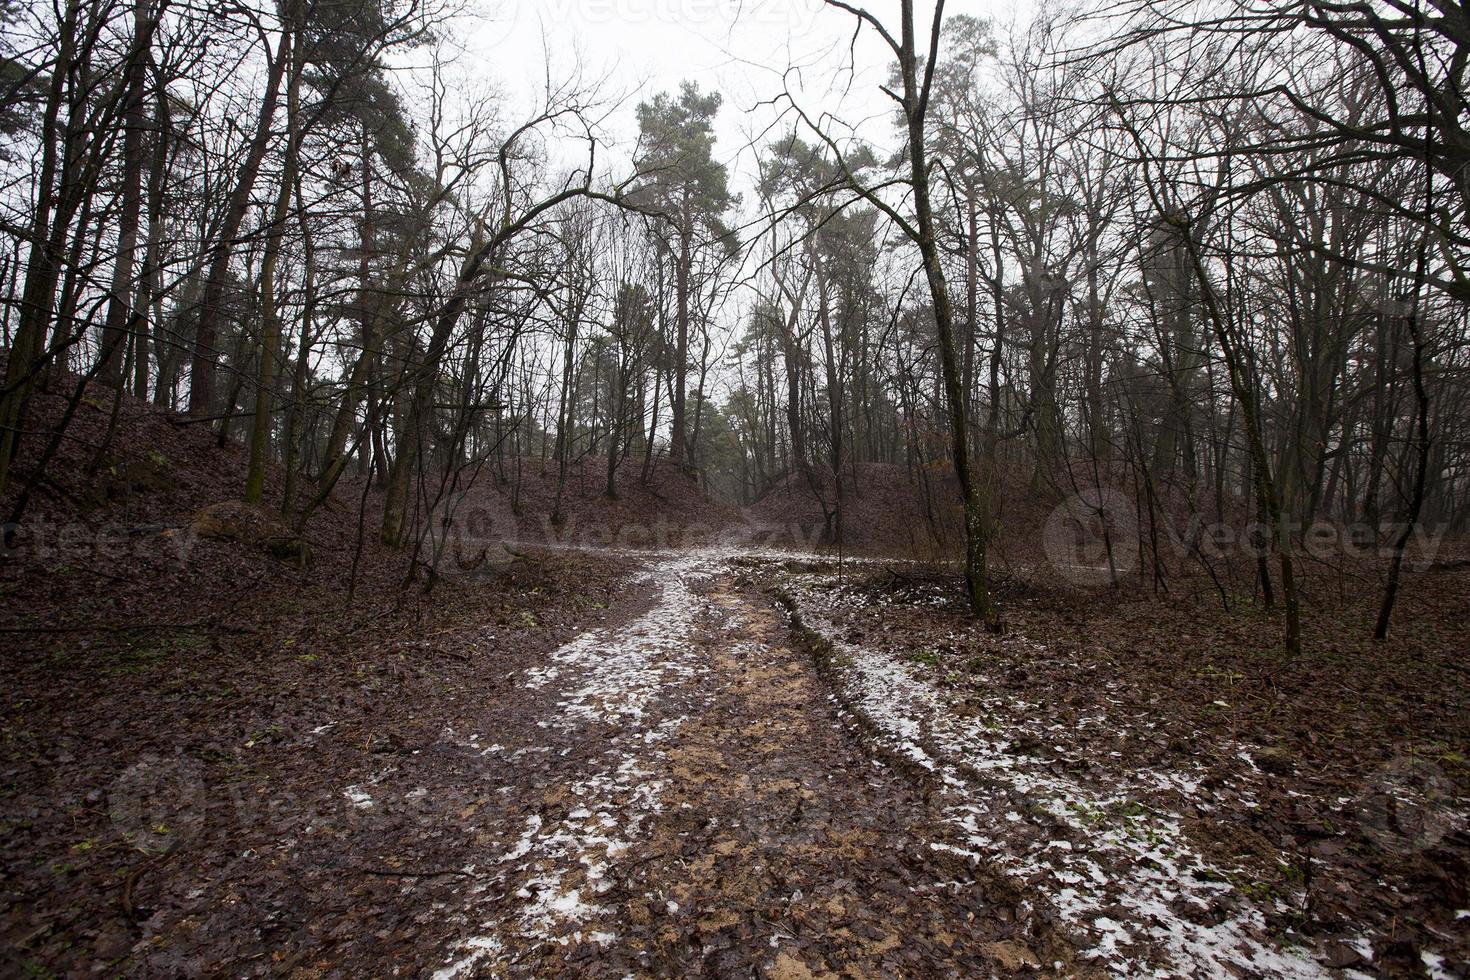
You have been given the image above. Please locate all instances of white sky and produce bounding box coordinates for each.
[454,0,1029,192]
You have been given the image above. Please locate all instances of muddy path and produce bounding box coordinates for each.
[9,545,1388,977]
[428,550,1062,978]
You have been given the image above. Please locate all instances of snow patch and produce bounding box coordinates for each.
[434,551,724,976]
[343,786,374,810]
[789,582,1327,979]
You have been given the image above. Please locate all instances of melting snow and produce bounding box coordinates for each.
[434,551,723,977]
[789,584,1328,979]
[343,786,374,810]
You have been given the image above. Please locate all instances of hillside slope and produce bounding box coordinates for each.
[0,375,740,604]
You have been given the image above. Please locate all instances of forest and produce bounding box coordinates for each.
[0,0,1467,976]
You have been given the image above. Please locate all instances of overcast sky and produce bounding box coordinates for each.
[454,0,1027,191]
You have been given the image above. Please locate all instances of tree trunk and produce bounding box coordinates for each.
[0,0,79,499]
[670,196,692,468]
[551,279,579,524]
[98,0,152,388]
[1375,305,1432,639]
[1178,219,1301,654]
[897,0,994,621]
[280,163,316,516]
[187,28,289,417]
[244,23,299,504]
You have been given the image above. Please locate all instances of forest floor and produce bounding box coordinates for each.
[5,540,1467,977]
[765,553,1469,978]
[2,376,1468,978]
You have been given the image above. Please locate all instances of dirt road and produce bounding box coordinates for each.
[429,550,1054,977]
[15,548,1367,977]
